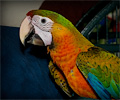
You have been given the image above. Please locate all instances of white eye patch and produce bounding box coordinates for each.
[32,15,53,32]
[31,15,54,46]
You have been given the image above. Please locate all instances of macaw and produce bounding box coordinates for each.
[19,10,120,99]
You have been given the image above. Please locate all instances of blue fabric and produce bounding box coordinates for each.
[1,26,68,99]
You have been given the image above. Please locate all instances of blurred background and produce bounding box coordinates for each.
[1,0,120,99]
[1,0,44,27]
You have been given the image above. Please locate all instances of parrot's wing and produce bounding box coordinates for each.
[48,61,73,97]
[76,46,120,99]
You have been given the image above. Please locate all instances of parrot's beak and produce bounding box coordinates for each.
[19,16,44,46]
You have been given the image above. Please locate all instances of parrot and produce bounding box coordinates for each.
[19,10,120,99]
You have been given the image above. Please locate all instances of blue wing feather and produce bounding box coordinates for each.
[87,73,111,99]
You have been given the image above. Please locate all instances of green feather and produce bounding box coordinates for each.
[27,10,76,34]
[113,73,119,84]
[76,46,120,98]
[90,68,101,78]
[110,79,119,96]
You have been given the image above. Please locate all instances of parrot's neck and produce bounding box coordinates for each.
[48,23,94,75]
[48,33,93,76]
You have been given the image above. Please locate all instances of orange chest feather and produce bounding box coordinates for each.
[50,41,81,76]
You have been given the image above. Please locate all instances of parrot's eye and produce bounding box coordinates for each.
[41,18,46,24]
[31,15,54,33]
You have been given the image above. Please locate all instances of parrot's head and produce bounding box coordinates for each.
[20,10,78,48]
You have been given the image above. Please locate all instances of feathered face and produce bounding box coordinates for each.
[20,12,54,46]
[20,10,76,47]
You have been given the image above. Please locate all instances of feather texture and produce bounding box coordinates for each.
[76,46,120,98]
